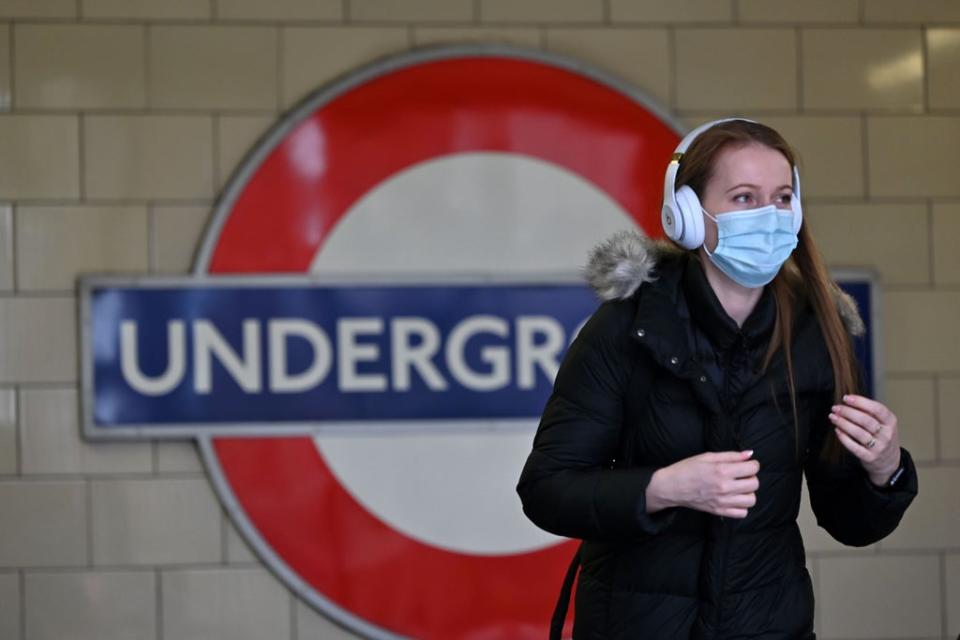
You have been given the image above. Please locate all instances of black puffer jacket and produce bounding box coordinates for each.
[517,231,918,639]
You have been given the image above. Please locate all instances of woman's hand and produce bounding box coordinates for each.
[646,450,759,518]
[828,394,902,486]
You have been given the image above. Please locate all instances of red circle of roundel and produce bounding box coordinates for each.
[200,49,681,639]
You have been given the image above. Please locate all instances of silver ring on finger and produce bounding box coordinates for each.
[867,438,877,449]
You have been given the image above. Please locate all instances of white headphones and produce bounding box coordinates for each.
[660,117,803,250]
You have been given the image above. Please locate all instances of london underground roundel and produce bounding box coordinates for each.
[193,45,682,639]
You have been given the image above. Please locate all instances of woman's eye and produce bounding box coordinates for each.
[779,193,793,204]
[733,193,752,203]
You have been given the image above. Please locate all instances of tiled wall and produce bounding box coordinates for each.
[0,1,958,639]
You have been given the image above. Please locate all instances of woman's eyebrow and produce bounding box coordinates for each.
[725,183,793,193]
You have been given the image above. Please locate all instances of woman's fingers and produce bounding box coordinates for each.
[842,394,894,423]
[828,411,880,448]
[831,403,882,436]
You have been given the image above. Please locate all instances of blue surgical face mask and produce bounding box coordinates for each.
[702,204,799,288]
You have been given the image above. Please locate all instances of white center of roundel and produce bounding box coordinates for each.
[311,152,638,556]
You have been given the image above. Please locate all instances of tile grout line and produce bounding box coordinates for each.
[933,373,942,463]
[13,384,20,476]
[940,552,948,639]
[860,112,870,199]
[795,26,803,111]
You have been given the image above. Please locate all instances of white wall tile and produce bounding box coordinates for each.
[349,0,473,23]
[224,517,257,564]
[20,388,152,475]
[0,481,86,567]
[545,28,671,108]
[149,26,277,110]
[864,0,960,23]
[82,0,210,19]
[0,297,76,384]
[610,0,733,22]
[92,477,221,565]
[0,572,19,639]
[84,116,214,200]
[868,116,960,197]
[0,388,15,474]
[947,553,960,637]
[884,377,937,462]
[162,567,290,640]
[14,24,145,109]
[738,0,859,23]
[0,0,75,18]
[155,441,203,473]
[480,0,603,23]
[933,203,960,285]
[16,205,148,291]
[150,205,210,273]
[217,0,342,21]
[940,377,960,460]
[0,116,79,199]
[216,115,274,190]
[24,570,155,640]
[883,291,960,373]
[817,554,941,637]
[281,27,408,108]
[880,466,960,550]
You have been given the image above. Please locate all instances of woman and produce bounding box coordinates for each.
[516,118,918,639]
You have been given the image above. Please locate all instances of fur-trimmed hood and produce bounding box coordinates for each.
[583,229,865,337]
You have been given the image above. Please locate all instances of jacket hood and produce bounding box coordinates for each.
[583,229,865,337]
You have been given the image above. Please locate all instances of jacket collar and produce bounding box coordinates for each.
[583,229,865,340]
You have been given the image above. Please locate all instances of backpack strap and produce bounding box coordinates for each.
[549,543,582,640]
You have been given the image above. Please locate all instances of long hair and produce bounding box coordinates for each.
[673,120,855,463]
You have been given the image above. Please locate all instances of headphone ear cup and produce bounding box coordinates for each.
[674,185,705,249]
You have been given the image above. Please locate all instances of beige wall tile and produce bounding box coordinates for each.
[92,477,221,565]
[884,377,937,462]
[0,388,14,473]
[798,476,875,553]
[0,297,76,384]
[15,25,145,109]
[149,26,277,110]
[155,441,203,472]
[82,0,210,19]
[0,572,18,639]
[480,0,602,23]
[16,206,148,291]
[216,115,274,189]
[880,467,959,550]
[0,0,75,18]
[864,0,960,23]
[545,28,670,107]
[0,204,11,290]
[818,554,941,637]
[281,27,408,108]
[412,26,541,48]
[151,205,210,273]
[754,116,863,198]
[0,116,79,199]
[296,600,362,640]
[162,568,290,640]
[24,571,155,640]
[948,553,960,637]
[675,29,796,110]
[939,377,960,459]
[611,0,732,22]
[802,29,923,110]
[0,481,86,566]
[883,291,960,373]
[803,203,929,285]
[217,0,341,20]
[20,388,152,475]
[934,203,960,285]
[225,518,257,563]
[349,0,472,22]
[868,116,960,197]
[0,24,10,111]
[737,0,858,23]
[84,116,214,199]
[929,29,960,109]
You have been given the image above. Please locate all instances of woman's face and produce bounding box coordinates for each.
[699,142,794,253]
